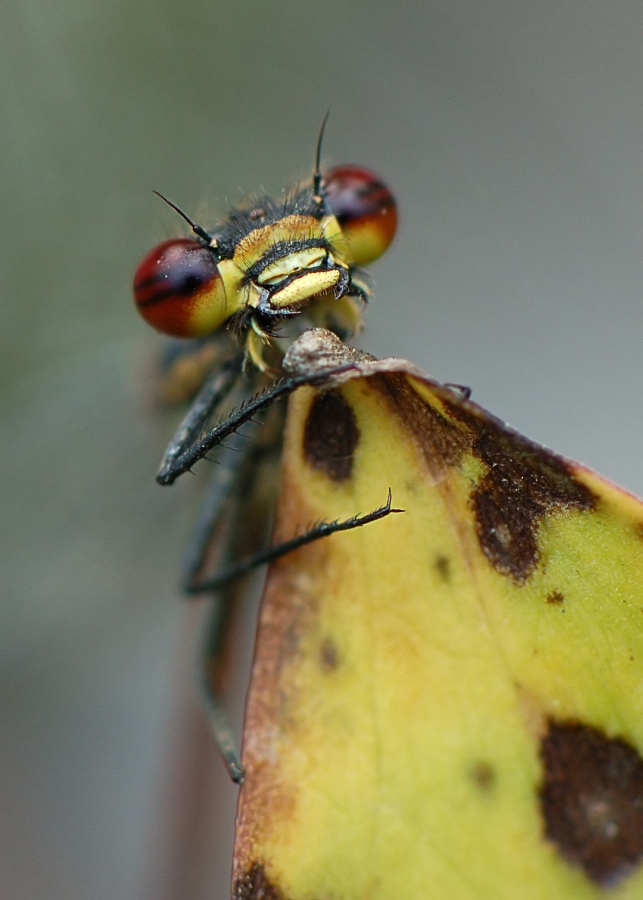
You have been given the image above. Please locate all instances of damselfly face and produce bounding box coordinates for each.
[133,163,396,370]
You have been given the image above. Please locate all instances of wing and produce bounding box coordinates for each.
[233,335,643,900]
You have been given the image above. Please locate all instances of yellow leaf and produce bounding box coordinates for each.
[233,331,643,900]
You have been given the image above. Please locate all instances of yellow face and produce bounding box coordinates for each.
[217,212,350,318]
[133,164,397,368]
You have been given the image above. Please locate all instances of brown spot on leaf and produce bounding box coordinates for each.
[540,721,643,886]
[434,554,451,582]
[234,862,285,900]
[470,760,496,792]
[546,590,565,605]
[320,637,340,671]
[479,441,593,580]
[375,373,596,583]
[467,424,595,583]
[374,374,470,470]
[303,390,359,481]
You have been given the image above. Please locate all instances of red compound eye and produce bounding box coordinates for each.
[133,238,228,338]
[323,165,397,266]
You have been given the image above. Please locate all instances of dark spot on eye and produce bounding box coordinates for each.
[540,720,643,886]
[434,555,451,582]
[303,390,360,481]
[546,590,565,605]
[234,862,285,900]
[320,637,340,671]
[470,760,496,792]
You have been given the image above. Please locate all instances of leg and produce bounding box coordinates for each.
[200,595,246,783]
[186,489,402,595]
[180,440,254,589]
[193,479,399,782]
[157,353,245,484]
[158,361,358,485]
[181,427,282,782]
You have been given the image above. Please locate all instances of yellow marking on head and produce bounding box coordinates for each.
[233,215,321,267]
[258,248,328,285]
[268,270,341,309]
[232,213,350,273]
[216,257,247,318]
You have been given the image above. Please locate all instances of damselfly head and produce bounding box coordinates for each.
[133,156,396,370]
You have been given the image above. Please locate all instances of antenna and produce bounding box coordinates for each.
[152,190,218,250]
[313,110,330,201]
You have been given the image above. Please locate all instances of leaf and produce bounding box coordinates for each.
[232,333,643,899]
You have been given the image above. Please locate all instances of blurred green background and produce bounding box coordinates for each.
[3,2,643,898]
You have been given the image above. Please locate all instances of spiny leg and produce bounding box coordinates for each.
[188,442,252,782]
[186,488,402,595]
[181,440,254,590]
[200,595,246,784]
[157,353,246,484]
[194,481,399,781]
[158,361,359,484]
[183,421,283,782]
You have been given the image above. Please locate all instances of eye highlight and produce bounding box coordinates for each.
[133,238,228,338]
[324,165,397,266]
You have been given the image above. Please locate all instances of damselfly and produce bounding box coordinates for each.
[132,124,398,781]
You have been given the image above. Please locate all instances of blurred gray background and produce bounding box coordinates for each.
[3,2,643,898]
